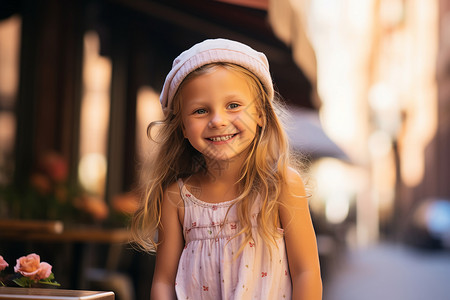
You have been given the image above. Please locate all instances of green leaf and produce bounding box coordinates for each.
[13,276,33,288]
[47,273,56,281]
[38,280,60,287]
[38,273,60,287]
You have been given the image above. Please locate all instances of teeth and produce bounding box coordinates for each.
[209,134,234,142]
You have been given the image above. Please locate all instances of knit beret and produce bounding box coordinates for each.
[160,38,274,108]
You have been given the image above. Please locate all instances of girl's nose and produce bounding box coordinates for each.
[208,111,228,128]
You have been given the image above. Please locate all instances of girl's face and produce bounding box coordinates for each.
[180,66,262,163]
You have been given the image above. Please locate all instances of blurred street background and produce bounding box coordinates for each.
[324,242,450,300]
[1,0,450,299]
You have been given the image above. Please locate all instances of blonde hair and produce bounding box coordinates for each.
[131,62,298,253]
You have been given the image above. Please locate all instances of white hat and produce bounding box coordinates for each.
[160,38,274,108]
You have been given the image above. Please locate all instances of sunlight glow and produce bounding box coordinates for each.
[78,153,107,195]
[136,86,164,161]
[312,158,368,225]
[0,15,20,102]
[0,15,21,185]
[78,31,112,196]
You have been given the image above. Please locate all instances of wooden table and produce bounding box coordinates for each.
[0,220,132,290]
[0,287,114,300]
[0,220,131,243]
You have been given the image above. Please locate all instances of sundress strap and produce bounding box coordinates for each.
[177,178,184,192]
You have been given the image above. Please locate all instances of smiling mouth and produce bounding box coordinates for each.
[207,134,237,142]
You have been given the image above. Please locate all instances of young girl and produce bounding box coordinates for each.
[131,38,322,300]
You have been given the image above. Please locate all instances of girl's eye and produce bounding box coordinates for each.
[228,103,240,109]
[194,108,207,115]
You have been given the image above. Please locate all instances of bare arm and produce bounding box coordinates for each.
[150,183,184,300]
[279,169,322,300]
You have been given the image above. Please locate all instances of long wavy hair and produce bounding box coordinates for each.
[131,62,301,253]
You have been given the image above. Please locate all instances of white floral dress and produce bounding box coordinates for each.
[175,179,292,300]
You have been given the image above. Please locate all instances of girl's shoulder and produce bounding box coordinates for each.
[286,166,304,185]
[164,180,184,208]
[279,167,307,204]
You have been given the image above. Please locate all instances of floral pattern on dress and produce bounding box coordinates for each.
[175,178,292,300]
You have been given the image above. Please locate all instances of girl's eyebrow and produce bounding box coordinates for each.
[224,93,249,102]
[183,98,207,106]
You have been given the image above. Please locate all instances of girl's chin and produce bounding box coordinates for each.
[202,149,249,164]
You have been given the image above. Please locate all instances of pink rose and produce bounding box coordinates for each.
[35,262,52,280]
[14,253,52,281]
[14,253,41,278]
[0,255,8,271]
[112,192,139,214]
[39,152,68,183]
[30,173,52,195]
[74,195,109,220]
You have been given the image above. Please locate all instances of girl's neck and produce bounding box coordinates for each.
[203,152,245,184]
[187,153,246,202]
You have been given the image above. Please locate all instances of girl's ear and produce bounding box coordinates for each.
[256,111,264,128]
